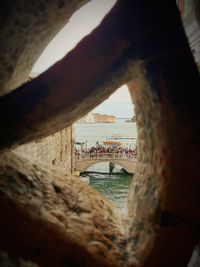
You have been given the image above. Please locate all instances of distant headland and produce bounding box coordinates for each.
[76,112,135,123]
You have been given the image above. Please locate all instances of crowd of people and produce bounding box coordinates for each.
[75,144,137,159]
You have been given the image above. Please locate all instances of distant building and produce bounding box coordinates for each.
[93,113,116,123]
[77,112,95,123]
[77,112,116,123]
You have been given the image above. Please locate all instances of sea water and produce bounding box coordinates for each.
[74,122,137,210]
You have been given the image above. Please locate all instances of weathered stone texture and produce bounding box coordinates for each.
[15,127,72,174]
[0,150,126,267]
[0,0,89,95]
[178,0,200,71]
[127,65,165,265]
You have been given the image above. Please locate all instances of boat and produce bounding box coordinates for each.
[102,140,121,147]
[109,162,115,173]
[110,133,123,139]
[109,134,137,140]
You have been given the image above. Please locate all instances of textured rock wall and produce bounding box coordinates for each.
[178,0,200,70]
[0,0,89,95]
[0,150,125,267]
[15,127,72,174]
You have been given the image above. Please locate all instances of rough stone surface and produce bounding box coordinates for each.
[0,0,89,95]
[127,41,200,267]
[15,127,72,174]
[0,150,126,267]
[179,0,200,71]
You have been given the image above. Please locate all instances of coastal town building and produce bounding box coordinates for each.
[94,113,116,123]
[77,112,117,123]
[77,112,95,123]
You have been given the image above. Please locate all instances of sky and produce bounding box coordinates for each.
[93,85,133,118]
[32,0,134,118]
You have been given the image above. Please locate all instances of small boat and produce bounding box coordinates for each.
[109,162,115,173]
[109,134,136,140]
[103,140,121,147]
[110,133,123,139]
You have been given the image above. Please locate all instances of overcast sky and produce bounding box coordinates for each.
[93,85,134,118]
[32,0,134,118]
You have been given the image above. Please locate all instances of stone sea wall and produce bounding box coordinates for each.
[15,127,72,174]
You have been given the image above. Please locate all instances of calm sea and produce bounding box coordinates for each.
[73,122,137,211]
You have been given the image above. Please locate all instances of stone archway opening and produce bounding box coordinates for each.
[0,1,200,267]
[73,83,137,212]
